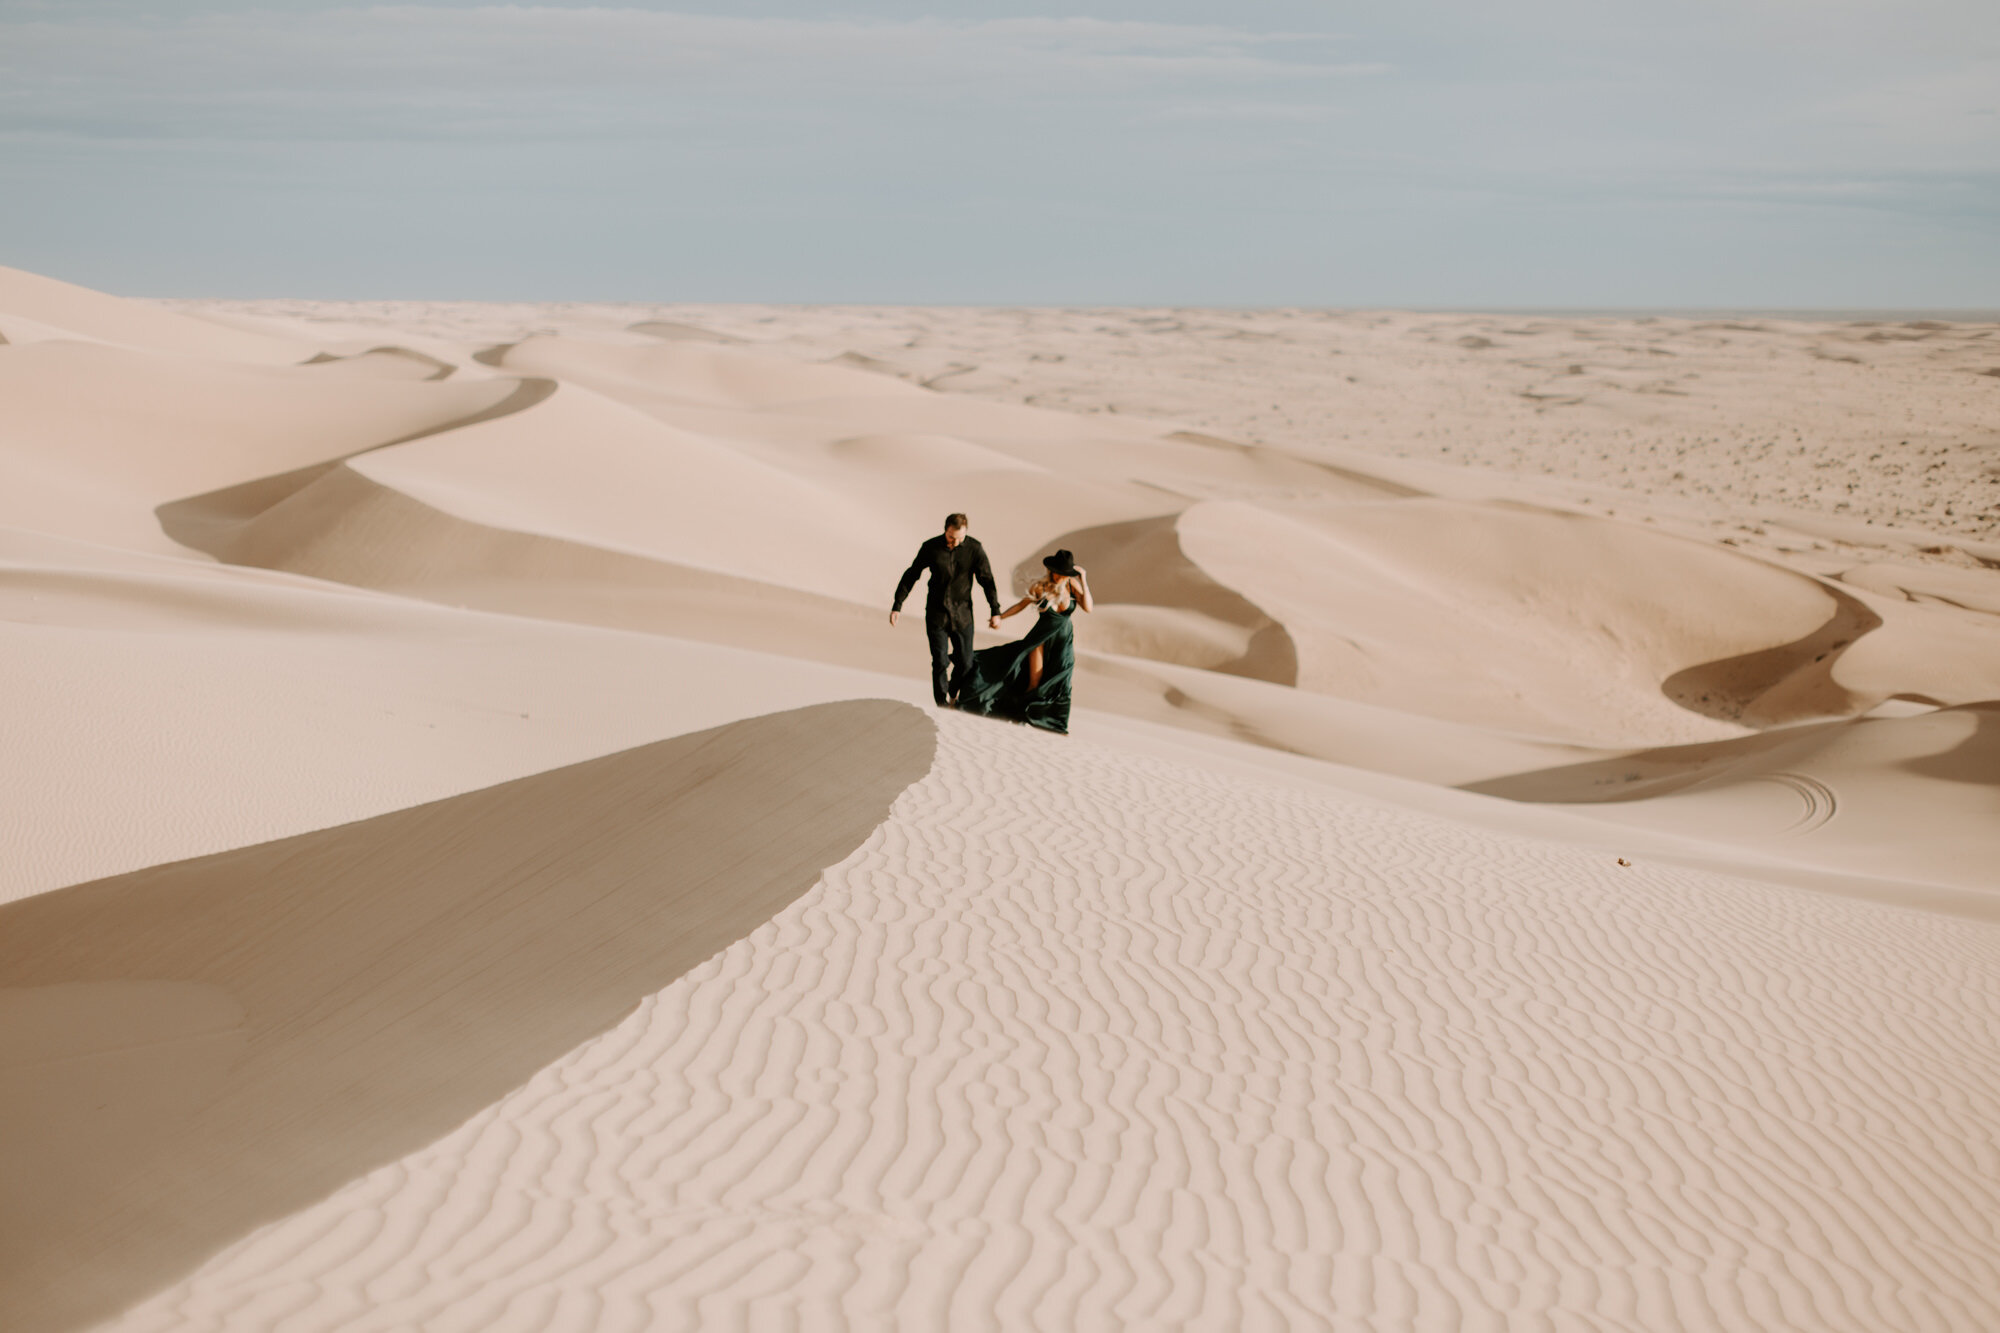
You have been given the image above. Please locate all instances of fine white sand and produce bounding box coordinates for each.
[3,267,1998,1331]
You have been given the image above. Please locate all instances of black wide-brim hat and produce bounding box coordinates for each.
[1042,548,1078,576]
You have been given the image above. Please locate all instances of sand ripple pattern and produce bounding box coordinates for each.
[109,715,2000,1332]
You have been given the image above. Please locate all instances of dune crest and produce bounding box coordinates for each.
[0,701,935,1333]
[0,339,535,554]
[0,265,308,363]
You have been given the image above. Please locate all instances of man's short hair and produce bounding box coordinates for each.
[944,512,970,531]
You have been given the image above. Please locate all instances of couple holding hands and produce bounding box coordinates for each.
[890,512,1092,735]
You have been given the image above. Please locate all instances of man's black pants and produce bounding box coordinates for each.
[926,615,975,706]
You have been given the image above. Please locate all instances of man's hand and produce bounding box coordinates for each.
[889,610,900,627]
[988,616,1001,630]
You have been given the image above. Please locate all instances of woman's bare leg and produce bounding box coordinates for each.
[1026,644,1045,690]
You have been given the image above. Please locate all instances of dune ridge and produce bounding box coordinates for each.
[0,702,935,1333]
[0,339,541,553]
[0,266,305,363]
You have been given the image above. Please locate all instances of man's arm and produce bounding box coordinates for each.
[890,539,932,623]
[973,541,1003,618]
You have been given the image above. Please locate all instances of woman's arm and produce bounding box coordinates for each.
[994,596,1034,624]
[1070,570,1093,613]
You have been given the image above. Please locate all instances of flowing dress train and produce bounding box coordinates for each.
[955,599,1076,734]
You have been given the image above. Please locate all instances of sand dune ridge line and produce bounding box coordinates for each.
[0,701,935,1333]
[154,376,557,559]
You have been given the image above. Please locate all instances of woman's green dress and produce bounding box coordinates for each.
[956,597,1076,734]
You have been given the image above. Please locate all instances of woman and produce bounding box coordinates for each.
[955,549,1092,734]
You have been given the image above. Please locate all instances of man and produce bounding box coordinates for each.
[891,512,1003,707]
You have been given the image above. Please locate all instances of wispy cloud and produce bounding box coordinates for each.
[0,8,1383,141]
[1,2,1995,303]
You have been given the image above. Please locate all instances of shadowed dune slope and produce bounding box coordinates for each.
[1017,512,1297,683]
[148,376,558,557]
[300,346,457,380]
[1662,577,1880,725]
[161,460,911,671]
[0,700,936,1333]
[1,526,941,902]
[0,339,532,553]
[1181,498,1856,746]
[345,380,906,603]
[1468,701,2000,893]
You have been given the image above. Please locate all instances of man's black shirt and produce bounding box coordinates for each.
[894,534,1002,629]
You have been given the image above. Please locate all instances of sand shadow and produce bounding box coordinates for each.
[1662,578,1881,726]
[1458,723,1841,805]
[1467,701,2000,806]
[155,375,557,557]
[151,461,913,680]
[302,346,458,380]
[1017,513,1298,686]
[1902,701,2000,785]
[0,700,935,1333]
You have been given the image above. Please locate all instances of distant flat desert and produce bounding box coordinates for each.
[3,267,1998,1331]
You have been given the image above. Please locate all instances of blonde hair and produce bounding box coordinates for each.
[1028,574,1072,610]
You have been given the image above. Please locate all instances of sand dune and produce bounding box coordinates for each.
[350,380,909,604]
[1841,559,2000,616]
[490,332,932,410]
[1830,587,2000,708]
[0,524,938,902]
[97,713,2000,1332]
[822,431,1042,476]
[560,304,2000,545]
[0,265,307,363]
[1179,498,1861,745]
[162,460,913,668]
[0,340,528,552]
[1471,702,2000,893]
[628,318,744,344]
[4,272,1998,1330]
[301,345,458,381]
[0,702,933,1332]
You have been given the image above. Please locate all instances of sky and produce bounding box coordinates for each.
[1,1,1996,305]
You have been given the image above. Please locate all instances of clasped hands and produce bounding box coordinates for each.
[888,609,1004,630]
